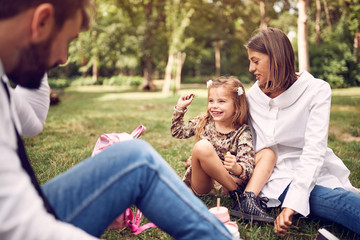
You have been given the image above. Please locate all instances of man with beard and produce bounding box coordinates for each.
[0,1,237,240]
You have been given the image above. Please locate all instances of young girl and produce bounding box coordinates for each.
[171,76,275,223]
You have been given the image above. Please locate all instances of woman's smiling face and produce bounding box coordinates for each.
[248,48,271,87]
[208,86,236,127]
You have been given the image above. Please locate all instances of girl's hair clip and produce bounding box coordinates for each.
[206,80,213,88]
[237,87,244,96]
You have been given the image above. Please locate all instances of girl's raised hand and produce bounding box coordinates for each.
[176,93,194,111]
[224,152,242,175]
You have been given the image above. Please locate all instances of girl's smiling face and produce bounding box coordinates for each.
[208,86,236,128]
[248,48,271,87]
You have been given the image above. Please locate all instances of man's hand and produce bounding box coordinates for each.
[274,208,295,237]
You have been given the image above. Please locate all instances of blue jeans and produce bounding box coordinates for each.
[42,139,236,239]
[279,185,360,234]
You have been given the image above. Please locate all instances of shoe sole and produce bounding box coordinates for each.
[230,209,274,223]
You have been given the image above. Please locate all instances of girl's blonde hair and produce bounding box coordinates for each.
[194,76,249,141]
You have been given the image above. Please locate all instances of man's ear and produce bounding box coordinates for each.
[31,4,55,43]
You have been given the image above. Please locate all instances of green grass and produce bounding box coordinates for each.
[24,85,360,240]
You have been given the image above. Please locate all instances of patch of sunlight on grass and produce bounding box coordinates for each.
[178,88,208,98]
[91,88,209,101]
[331,105,358,112]
[67,85,130,92]
[332,87,360,96]
[96,92,165,101]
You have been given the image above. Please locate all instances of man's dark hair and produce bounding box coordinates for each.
[0,0,91,30]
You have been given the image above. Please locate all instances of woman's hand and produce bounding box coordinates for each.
[274,208,295,237]
[224,152,242,175]
[176,93,194,111]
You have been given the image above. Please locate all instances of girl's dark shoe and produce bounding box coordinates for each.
[229,190,274,223]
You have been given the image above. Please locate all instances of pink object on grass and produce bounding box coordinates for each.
[209,198,240,238]
[91,125,146,157]
[91,125,156,234]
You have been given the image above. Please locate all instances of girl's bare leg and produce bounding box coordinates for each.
[245,148,276,196]
[191,139,238,194]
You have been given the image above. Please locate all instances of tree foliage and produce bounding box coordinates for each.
[48,0,360,88]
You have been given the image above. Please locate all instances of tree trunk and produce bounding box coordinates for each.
[259,0,267,30]
[162,53,174,95]
[298,0,310,72]
[92,56,98,83]
[215,39,221,77]
[141,1,157,91]
[323,0,332,28]
[175,52,186,93]
[81,54,87,77]
[92,30,99,83]
[315,0,321,46]
[195,57,201,77]
[142,55,157,91]
[354,30,360,64]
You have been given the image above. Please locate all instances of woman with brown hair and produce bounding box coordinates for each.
[245,27,360,237]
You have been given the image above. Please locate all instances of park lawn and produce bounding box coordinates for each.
[24,84,360,240]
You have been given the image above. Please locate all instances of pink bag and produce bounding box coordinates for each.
[91,125,157,234]
[91,125,147,157]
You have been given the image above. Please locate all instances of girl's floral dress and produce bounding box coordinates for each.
[171,109,255,194]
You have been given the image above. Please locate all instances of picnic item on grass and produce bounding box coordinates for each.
[209,198,240,238]
[92,125,147,157]
[92,125,157,234]
[107,208,157,235]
